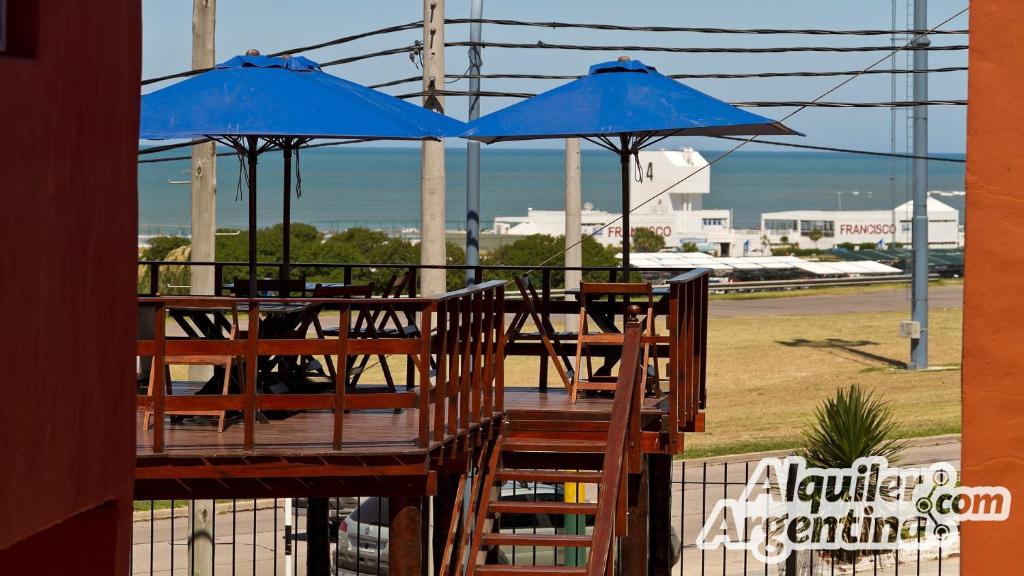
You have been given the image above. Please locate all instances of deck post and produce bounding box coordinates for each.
[647,453,673,576]
[432,471,459,576]
[389,496,424,576]
[306,498,331,576]
[621,459,649,576]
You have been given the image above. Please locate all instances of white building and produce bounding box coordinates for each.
[760,197,961,250]
[492,148,760,256]
[491,148,963,257]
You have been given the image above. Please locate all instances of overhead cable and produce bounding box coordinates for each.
[446,40,969,54]
[392,89,968,107]
[711,136,965,162]
[445,18,967,36]
[369,67,967,89]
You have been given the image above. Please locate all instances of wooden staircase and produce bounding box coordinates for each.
[444,306,647,576]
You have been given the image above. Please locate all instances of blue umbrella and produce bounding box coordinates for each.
[141,54,465,293]
[461,57,800,271]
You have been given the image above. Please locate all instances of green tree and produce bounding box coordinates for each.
[680,242,700,253]
[141,236,191,261]
[482,234,620,287]
[631,227,665,253]
[316,227,418,289]
[807,227,824,248]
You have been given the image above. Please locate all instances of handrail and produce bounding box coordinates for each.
[136,281,504,455]
[667,268,710,450]
[587,305,645,576]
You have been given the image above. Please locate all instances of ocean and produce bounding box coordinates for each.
[138,147,966,236]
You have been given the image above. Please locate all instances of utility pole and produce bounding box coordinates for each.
[190,0,217,298]
[909,0,929,369]
[564,138,582,326]
[464,0,483,286]
[189,2,216,574]
[421,0,447,295]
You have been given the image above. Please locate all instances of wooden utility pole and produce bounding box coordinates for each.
[420,0,447,295]
[188,2,216,574]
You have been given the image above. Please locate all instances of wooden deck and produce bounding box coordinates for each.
[134,387,671,502]
[135,388,665,458]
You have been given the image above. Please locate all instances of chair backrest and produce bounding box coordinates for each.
[231,278,307,297]
[374,271,417,332]
[579,282,655,325]
[513,274,558,335]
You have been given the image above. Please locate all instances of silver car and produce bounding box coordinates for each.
[332,483,679,574]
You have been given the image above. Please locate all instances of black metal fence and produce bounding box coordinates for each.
[674,457,960,576]
[129,459,961,575]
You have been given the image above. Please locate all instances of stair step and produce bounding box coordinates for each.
[481,533,593,548]
[509,419,610,432]
[495,470,603,484]
[475,566,587,576]
[507,430,608,442]
[503,438,607,453]
[489,501,598,516]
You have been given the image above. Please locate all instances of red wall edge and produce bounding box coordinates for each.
[961,0,1024,573]
[0,1,141,572]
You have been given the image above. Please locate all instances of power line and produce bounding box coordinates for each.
[447,40,968,54]
[144,18,970,86]
[318,46,419,68]
[369,66,967,89]
[445,18,967,36]
[392,89,967,107]
[711,136,965,162]
[141,22,423,86]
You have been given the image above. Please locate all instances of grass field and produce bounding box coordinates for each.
[679,306,962,458]
[502,304,963,460]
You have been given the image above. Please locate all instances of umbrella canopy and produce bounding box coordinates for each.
[141,55,466,294]
[142,54,465,140]
[461,58,800,271]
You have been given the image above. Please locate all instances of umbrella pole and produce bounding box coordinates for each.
[247,137,259,298]
[282,144,292,288]
[619,145,631,277]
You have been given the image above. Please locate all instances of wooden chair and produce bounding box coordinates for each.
[505,274,574,391]
[142,306,242,433]
[304,283,376,384]
[572,282,657,403]
[349,271,419,389]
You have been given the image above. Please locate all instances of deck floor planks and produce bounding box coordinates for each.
[136,389,667,459]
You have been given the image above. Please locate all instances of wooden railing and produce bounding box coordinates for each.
[136,280,504,454]
[666,268,710,450]
[588,305,646,576]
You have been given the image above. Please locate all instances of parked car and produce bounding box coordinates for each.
[332,483,680,575]
[293,497,359,541]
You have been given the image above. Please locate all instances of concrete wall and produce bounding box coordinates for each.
[0,1,140,573]
[961,0,1024,573]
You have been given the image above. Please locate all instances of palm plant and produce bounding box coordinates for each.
[801,384,905,469]
[793,385,906,569]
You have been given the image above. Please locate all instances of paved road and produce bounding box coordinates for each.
[709,284,963,318]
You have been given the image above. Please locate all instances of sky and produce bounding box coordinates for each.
[141,0,969,153]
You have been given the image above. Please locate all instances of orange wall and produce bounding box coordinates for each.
[0,1,140,572]
[961,0,1024,573]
